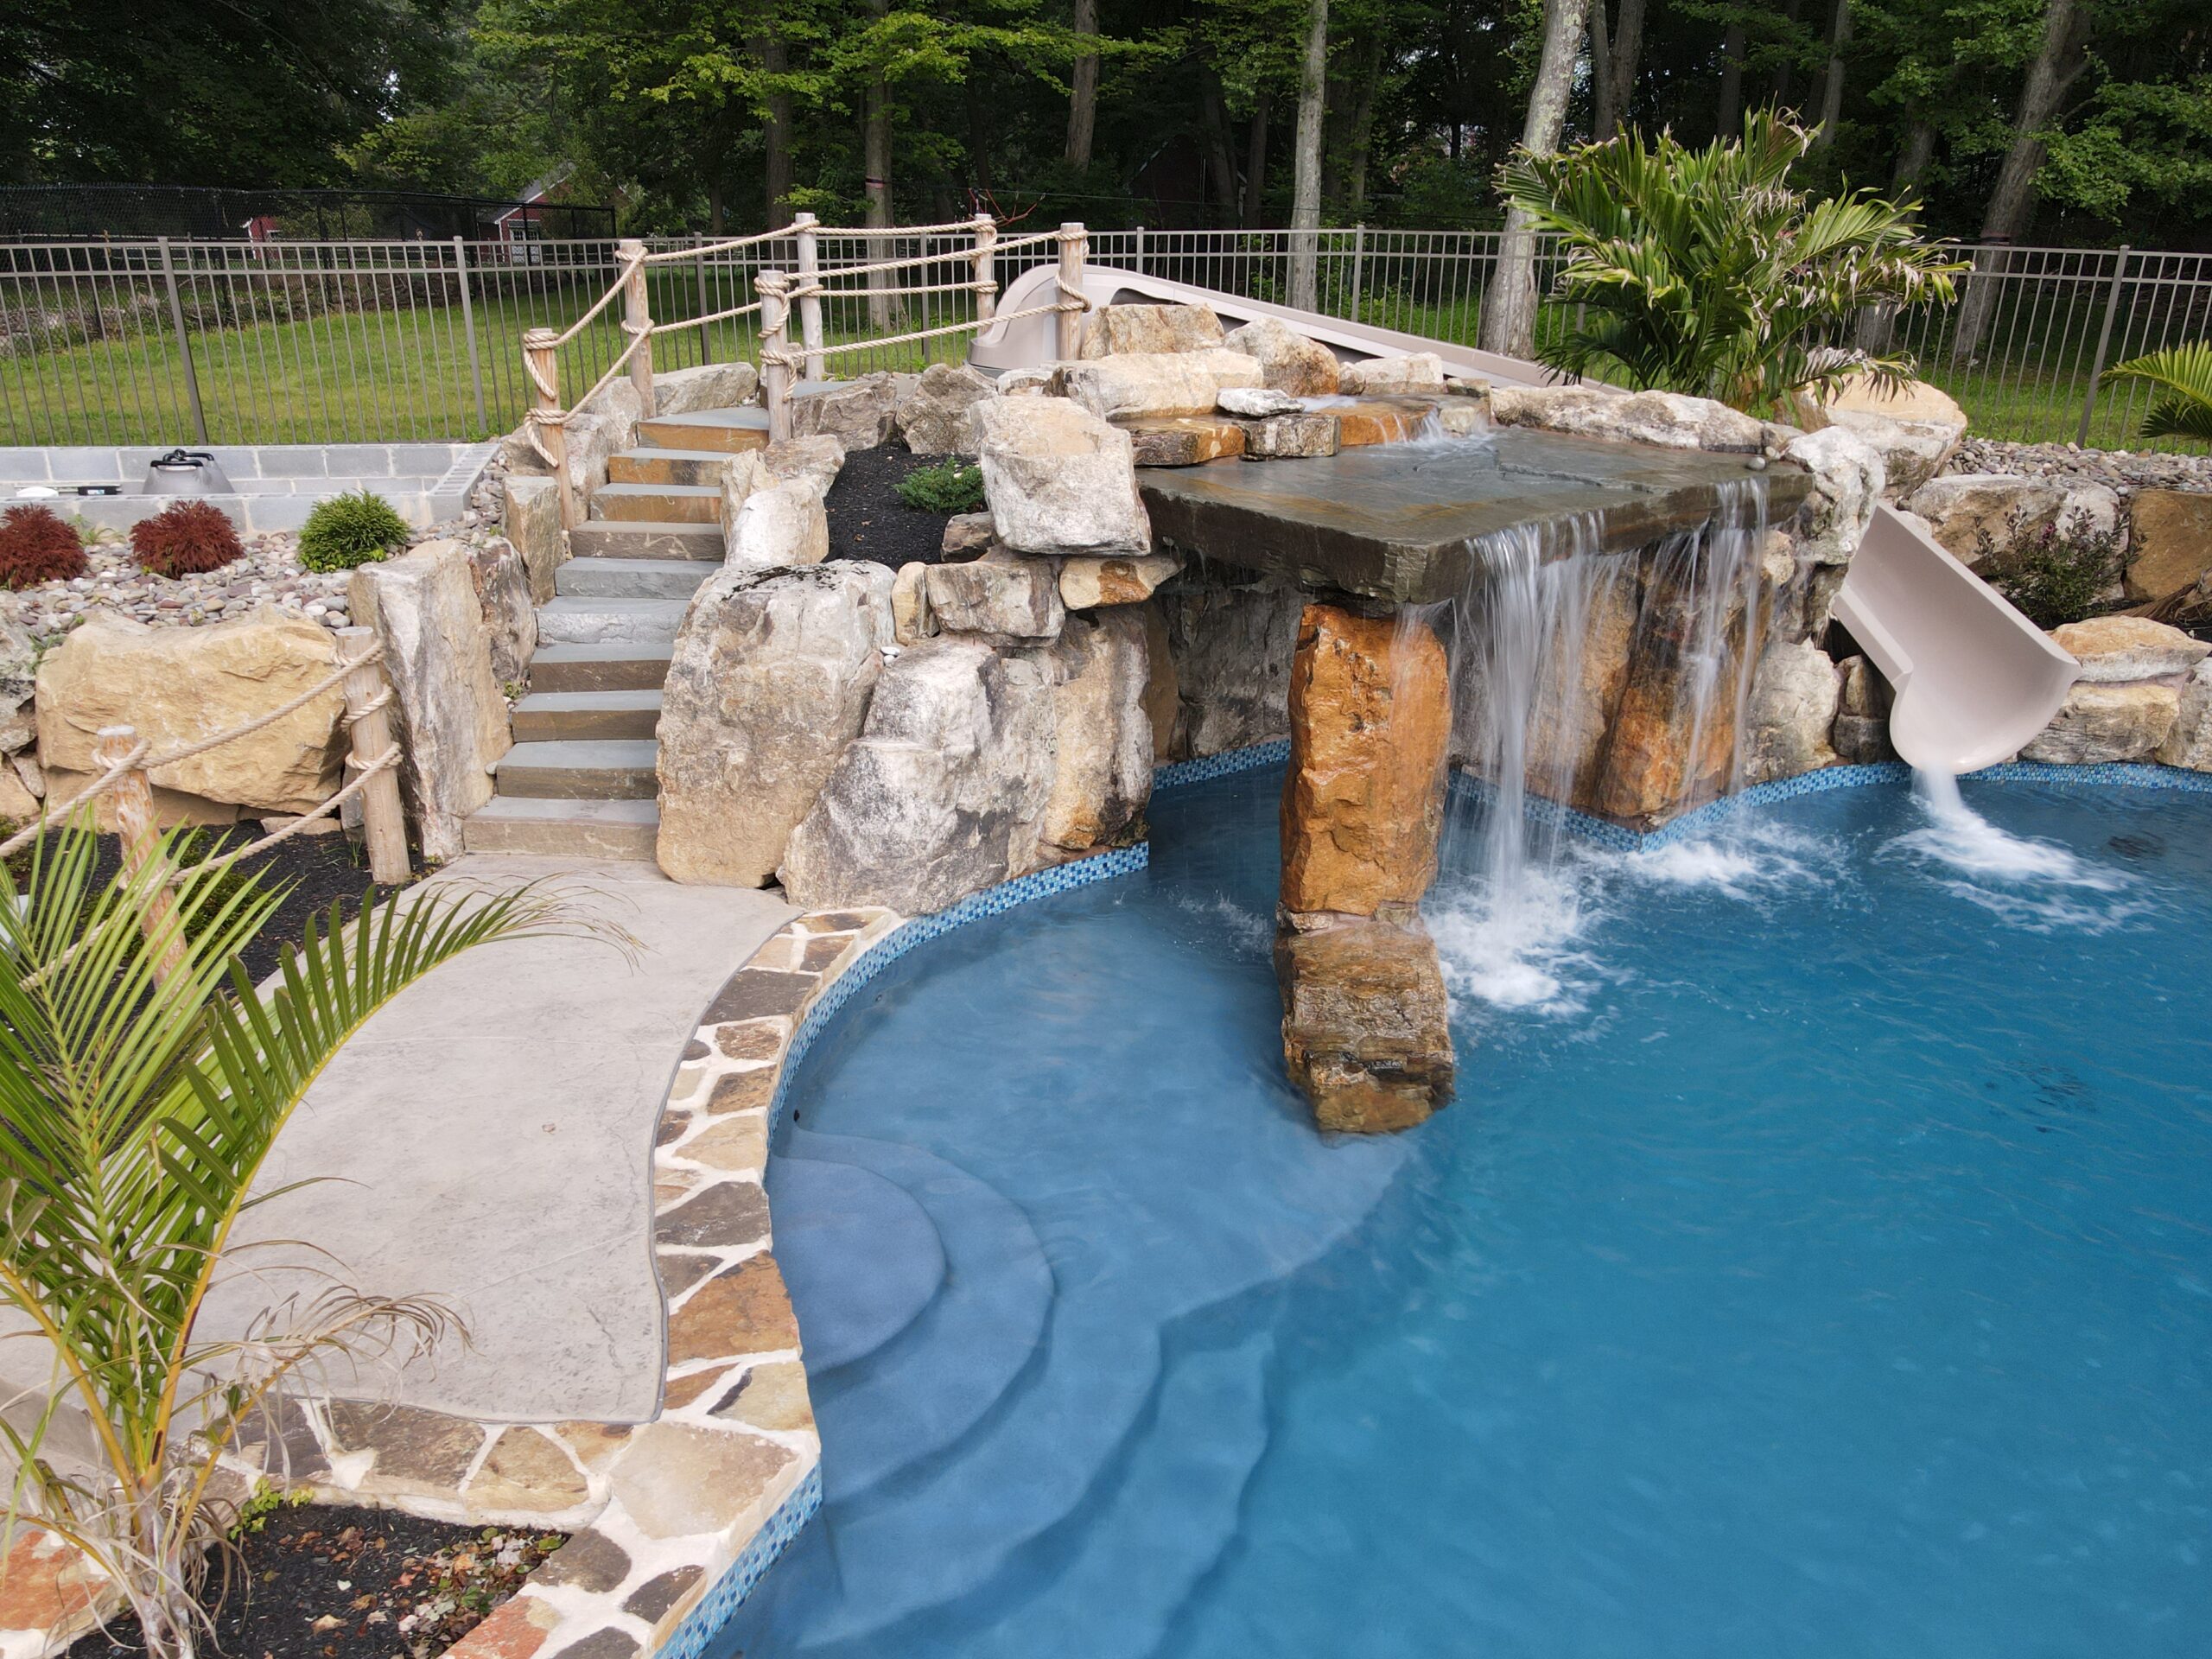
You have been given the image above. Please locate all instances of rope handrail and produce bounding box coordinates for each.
[809,218,993,238]
[763,294,1080,366]
[787,277,994,303]
[637,227,792,266]
[795,247,997,283]
[649,298,764,336]
[548,277,630,350]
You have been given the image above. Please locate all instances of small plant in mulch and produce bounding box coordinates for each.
[0,503,91,588]
[298,491,410,573]
[1980,506,2127,630]
[895,457,985,514]
[130,499,245,578]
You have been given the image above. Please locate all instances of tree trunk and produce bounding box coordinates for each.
[1478,0,1589,359]
[1891,118,1936,190]
[1287,0,1330,311]
[1813,0,1850,146]
[1952,0,2086,359]
[708,181,726,235]
[1608,0,1645,137]
[1770,0,1802,106]
[1590,3,1613,141]
[1242,91,1272,225]
[863,0,897,329]
[760,35,794,226]
[1065,0,1099,168]
[1200,75,1239,217]
[1344,33,1385,215]
[1717,22,1745,137]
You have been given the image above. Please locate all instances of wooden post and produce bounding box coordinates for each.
[972,214,997,327]
[522,327,579,531]
[337,628,410,887]
[758,271,793,443]
[620,238,655,418]
[94,727,185,984]
[1056,221,1087,361]
[792,213,826,381]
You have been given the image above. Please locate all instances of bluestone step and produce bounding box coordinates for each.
[607,446,747,487]
[512,690,662,743]
[588,481,721,524]
[769,1157,946,1374]
[527,643,673,693]
[566,521,722,562]
[461,797,659,860]
[555,556,714,601]
[534,596,688,647]
[492,740,659,800]
[637,407,771,454]
[787,1129,1053,1493]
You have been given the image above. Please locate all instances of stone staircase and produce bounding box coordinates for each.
[462,402,779,859]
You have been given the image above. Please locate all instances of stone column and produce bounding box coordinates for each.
[1274,602,1457,1134]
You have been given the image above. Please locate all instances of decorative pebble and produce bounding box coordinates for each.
[1943,436,2212,500]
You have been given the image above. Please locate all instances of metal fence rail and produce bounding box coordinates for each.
[3,231,2208,453]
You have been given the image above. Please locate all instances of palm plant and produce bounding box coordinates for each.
[2099,342,2212,444]
[1497,111,1967,420]
[0,826,587,1658]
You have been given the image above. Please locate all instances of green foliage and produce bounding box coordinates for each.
[1497,111,1967,417]
[2099,342,2212,445]
[229,1479,308,1537]
[0,821,597,1657]
[897,457,987,514]
[1983,508,2126,628]
[297,492,411,573]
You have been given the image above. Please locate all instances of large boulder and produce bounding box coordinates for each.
[2049,615,2209,683]
[779,639,1057,913]
[1489,385,1779,454]
[2156,660,2212,771]
[757,435,847,499]
[1123,416,1246,467]
[1235,410,1340,459]
[501,475,568,605]
[1337,353,1446,397]
[467,537,537,689]
[1781,425,1885,564]
[1058,552,1181,610]
[726,480,830,572]
[1276,917,1455,1134]
[1279,605,1450,919]
[894,363,995,455]
[2020,683,2178,764]
[1742,639,1840,785]
[0,619,36,755]
[2124,488,2212,602]
[1830,654,1897,764]
[1904,474,2123,570]
[974,397,1150,556]
[1221,317,1339,397]
[1040,609,1152,854]
[656,562,893,887]
[350,542,512,861]
[925,549,1065,643]
[1819,376,1967,499]
[35,609,346,818]
[791,372,901,450]
[1158,576,1303,759]
[1080,303,1225,358]
[1058,349,1263,422]
[652,360,759,416]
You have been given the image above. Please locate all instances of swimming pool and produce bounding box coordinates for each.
[724,766,2212,1659]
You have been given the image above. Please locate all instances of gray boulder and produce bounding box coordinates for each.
[657,561,893,887]
[1489,385,1783,454]
[1742,639,1840,785]
[758,434,846,499]
[2156,660,2212,772]
[779,639,1057,913]
[974,396,1151,556]
[895,363,995,455]
[2021,683,2178,764]
[1781,425,1885,565]
[1158,575,1304,760]
[791,372,901,449]
[501,475,568,604]
[1041,608,1152,854]
[1337,353,1446,396]
[926,548,1065,642]
[1904,474,2125,570]
[1080,303,1226,358]
[1221,317,1339,397]
[726,480,829,572]
[467,537,537,689]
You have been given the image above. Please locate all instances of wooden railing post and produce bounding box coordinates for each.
[522,327,579,531]
[758,270,793,443]
[94,726,184,983]
[972,214,998,327]
[792,213,826,381]
[337,628,411,887]
[620,238,655,417]
[1056,221,1088,361]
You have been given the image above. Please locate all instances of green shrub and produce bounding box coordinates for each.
[297,490,410,572]
[1984,509,2126,630]
[897,458,986,515]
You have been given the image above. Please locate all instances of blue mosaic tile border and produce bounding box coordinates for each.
[1153,739,1290,791]
[658,1464,823,1659]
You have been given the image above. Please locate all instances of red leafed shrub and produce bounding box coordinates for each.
[130,499,244,578]
[0,504,89,589]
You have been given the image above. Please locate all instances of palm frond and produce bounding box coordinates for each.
[2100,343,2212,444]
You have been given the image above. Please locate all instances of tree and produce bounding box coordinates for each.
[1287,0,1332,308]
[1498,111,1965,416]
[1590,0,1649,140]
[1065,0,1101,167]
[0,828,588,1659]
[1479,0,1589,360]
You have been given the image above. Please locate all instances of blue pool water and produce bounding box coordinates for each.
[727,771,2212,1659]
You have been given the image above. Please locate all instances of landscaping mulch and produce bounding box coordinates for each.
[5,825,405,985]
[824,444,968,570]
[66,1503,563,1659]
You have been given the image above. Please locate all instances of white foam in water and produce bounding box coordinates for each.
[1890,769,2139,930]
[1427,861,1597,1014]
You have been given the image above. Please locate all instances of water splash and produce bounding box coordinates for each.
[1888,769,2143,930]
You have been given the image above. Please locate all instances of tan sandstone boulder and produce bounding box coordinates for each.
[2049,615,2209,683]
[1058,350,1263,422]
[975,397,1151,556]
[1276,918,1455,1134]
[1222,317,1340,397]
[2124,489,2212,602]
[2021,683,2179,763]
[1081,304,1225,358]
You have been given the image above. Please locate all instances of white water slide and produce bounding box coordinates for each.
[970,264,2081,772]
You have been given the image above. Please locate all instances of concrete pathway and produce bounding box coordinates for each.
[216,856,795,1425]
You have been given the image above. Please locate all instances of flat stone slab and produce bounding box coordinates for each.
[1139,427,1810,604]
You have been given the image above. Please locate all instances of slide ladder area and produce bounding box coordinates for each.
[969,263,1558,387]
[1830,505,2081,772]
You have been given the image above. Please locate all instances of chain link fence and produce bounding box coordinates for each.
[3,230,2207,452]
